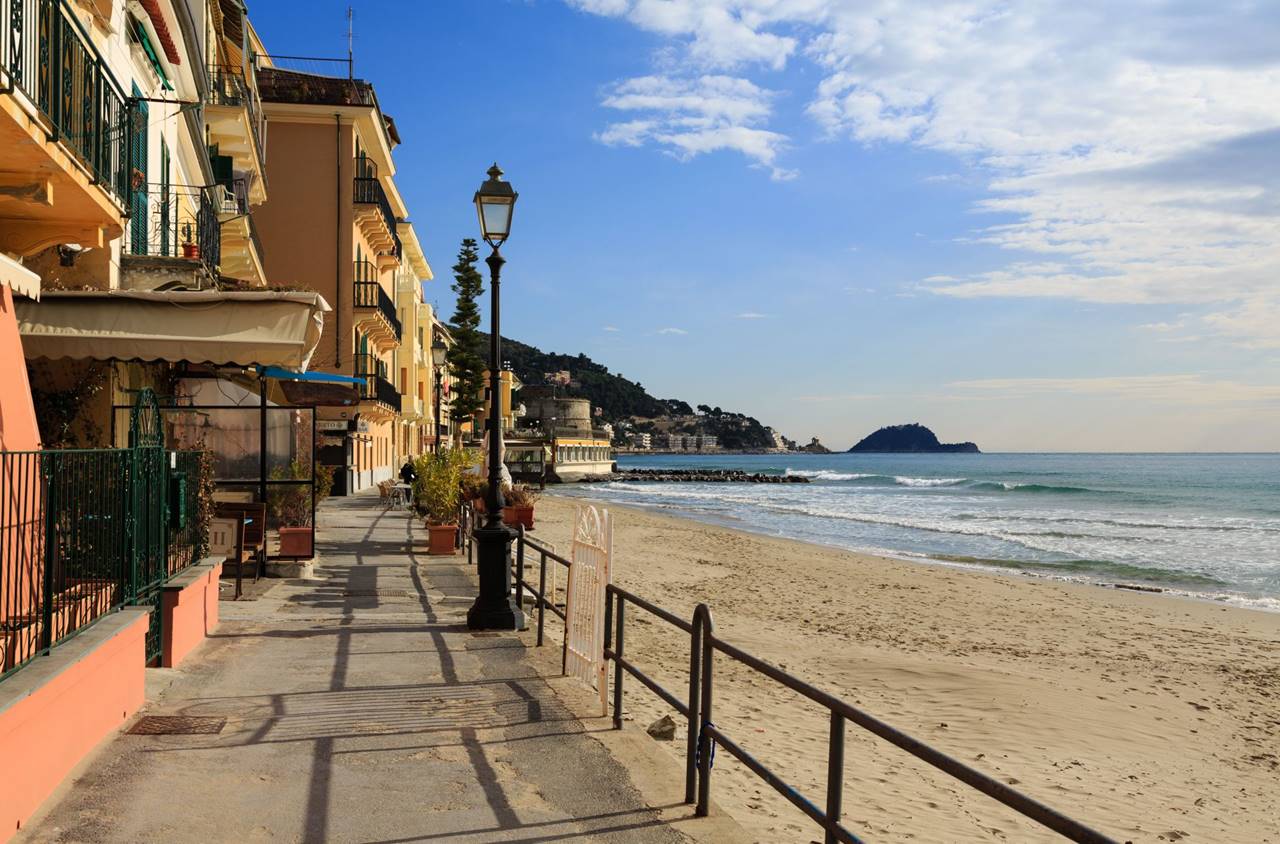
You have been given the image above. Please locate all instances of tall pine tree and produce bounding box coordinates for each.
[446,238,487,430]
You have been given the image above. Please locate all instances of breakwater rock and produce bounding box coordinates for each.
[578,469,810,484]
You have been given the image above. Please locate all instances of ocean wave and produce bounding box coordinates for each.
[895,476,966,487]
[783,469,879,482]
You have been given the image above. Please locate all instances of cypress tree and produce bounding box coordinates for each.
[446,238,487,429]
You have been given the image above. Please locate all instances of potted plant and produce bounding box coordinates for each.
[502,484,538,530]
[414,449,471,554]
[181,222,199,258]
[267,460,334,557]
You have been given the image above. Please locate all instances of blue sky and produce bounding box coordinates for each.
[252,1,1280,451]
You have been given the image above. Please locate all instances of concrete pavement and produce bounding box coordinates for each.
[17,494,743,843]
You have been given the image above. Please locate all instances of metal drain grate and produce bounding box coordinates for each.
[341,589,414,598]
[128,716,226,735]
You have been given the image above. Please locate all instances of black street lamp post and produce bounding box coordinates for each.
[467,164,525,631]
[432,337,447,455]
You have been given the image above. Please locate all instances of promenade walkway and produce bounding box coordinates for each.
[18,494,739,843]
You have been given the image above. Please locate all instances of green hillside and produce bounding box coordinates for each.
[483,334,775,449]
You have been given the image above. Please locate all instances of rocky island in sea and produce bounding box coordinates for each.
[848,423,980,454]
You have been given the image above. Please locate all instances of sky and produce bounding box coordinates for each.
[251,1,1280,452]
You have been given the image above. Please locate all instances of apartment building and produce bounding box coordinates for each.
[254,64,414,493]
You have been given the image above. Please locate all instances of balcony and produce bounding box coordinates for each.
[214,177,267,285]
[206,64,267,203]
[352,159,401,260]
[0,0,130,255]
[352,261,401,346]
[121,184,221,287]
[354,353,399,415]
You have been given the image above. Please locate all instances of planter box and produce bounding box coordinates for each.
[277,526,313,557]
[427,524,457,555]
[502,506,534,530]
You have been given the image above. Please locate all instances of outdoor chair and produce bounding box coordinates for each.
[215,501,267,597]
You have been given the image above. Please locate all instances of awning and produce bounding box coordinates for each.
[259,366,363,385]
[0,253,39,300]
[262,366,364,407]
[17,289,331,370]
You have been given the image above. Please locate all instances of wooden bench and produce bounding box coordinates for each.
[214,502,267,598]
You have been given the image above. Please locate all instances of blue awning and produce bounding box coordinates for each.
[259,366,364,385]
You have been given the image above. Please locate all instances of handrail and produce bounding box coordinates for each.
[594,582,1120,843]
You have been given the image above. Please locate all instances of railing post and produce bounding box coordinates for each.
[536,549,547,647]
[825,712,845,844]
[515,524,525,610]
[40,453,56,653]
[612,596,625,730]
[695,603,714,818]
[685,604,704,805]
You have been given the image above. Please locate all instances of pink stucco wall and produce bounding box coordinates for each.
[160,562,222,669]
[0,609,149,842]
[0,284,41,452]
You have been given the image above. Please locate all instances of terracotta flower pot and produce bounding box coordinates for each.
[182,242,199,259]
[428,523,457,555]
[278,526,313,557]
[502,505,534,530]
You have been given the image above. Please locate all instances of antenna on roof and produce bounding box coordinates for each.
[346,5,354,79]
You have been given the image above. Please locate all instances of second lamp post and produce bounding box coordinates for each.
[466,163,525,631]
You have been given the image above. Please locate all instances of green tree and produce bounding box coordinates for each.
[447,238,487,429]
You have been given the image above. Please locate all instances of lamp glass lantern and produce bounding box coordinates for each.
[474,163,517,248]
[431,338,448,367]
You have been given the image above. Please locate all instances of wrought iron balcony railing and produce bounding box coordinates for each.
[207,63,266,164]
[125,183,221,274]
[352,167,402,259]
[353,353,400,409]
[1,0,131,205]
[352,268,402,342]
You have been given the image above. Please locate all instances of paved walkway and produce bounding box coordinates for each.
[20,495,740,843]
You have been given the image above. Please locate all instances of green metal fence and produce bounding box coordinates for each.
[0,392,210,679]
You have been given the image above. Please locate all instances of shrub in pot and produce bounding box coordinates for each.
[267,461,334,557]
[414,449,473,554]
[501,484,539,530]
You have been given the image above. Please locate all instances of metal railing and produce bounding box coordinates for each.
[0,0,131,205]
[502,525,1118,844]
[126,183,221,274]
[352,268,402,341]
[352,163,402,259]
[353,353,400,409]
[0,446,210,680]
[207,63,266,164]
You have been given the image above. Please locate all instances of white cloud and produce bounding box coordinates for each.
[602,325,621,332]
[734,311,769,318]
[595,74,795,179]
[657,326,689,335]
[570,1,1280,347]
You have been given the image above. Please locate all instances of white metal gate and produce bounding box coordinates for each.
[565,504,612,714]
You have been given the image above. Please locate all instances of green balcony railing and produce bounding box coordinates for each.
[1,0,132,205]
[0,444,210,681]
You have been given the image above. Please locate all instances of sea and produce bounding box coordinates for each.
[554,452,1280,613]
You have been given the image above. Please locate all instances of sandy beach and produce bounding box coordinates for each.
[532,493,1280,843]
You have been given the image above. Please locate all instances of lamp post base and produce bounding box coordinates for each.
[466,523,526,630]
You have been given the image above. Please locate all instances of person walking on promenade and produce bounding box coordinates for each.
[399,459,417,487]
